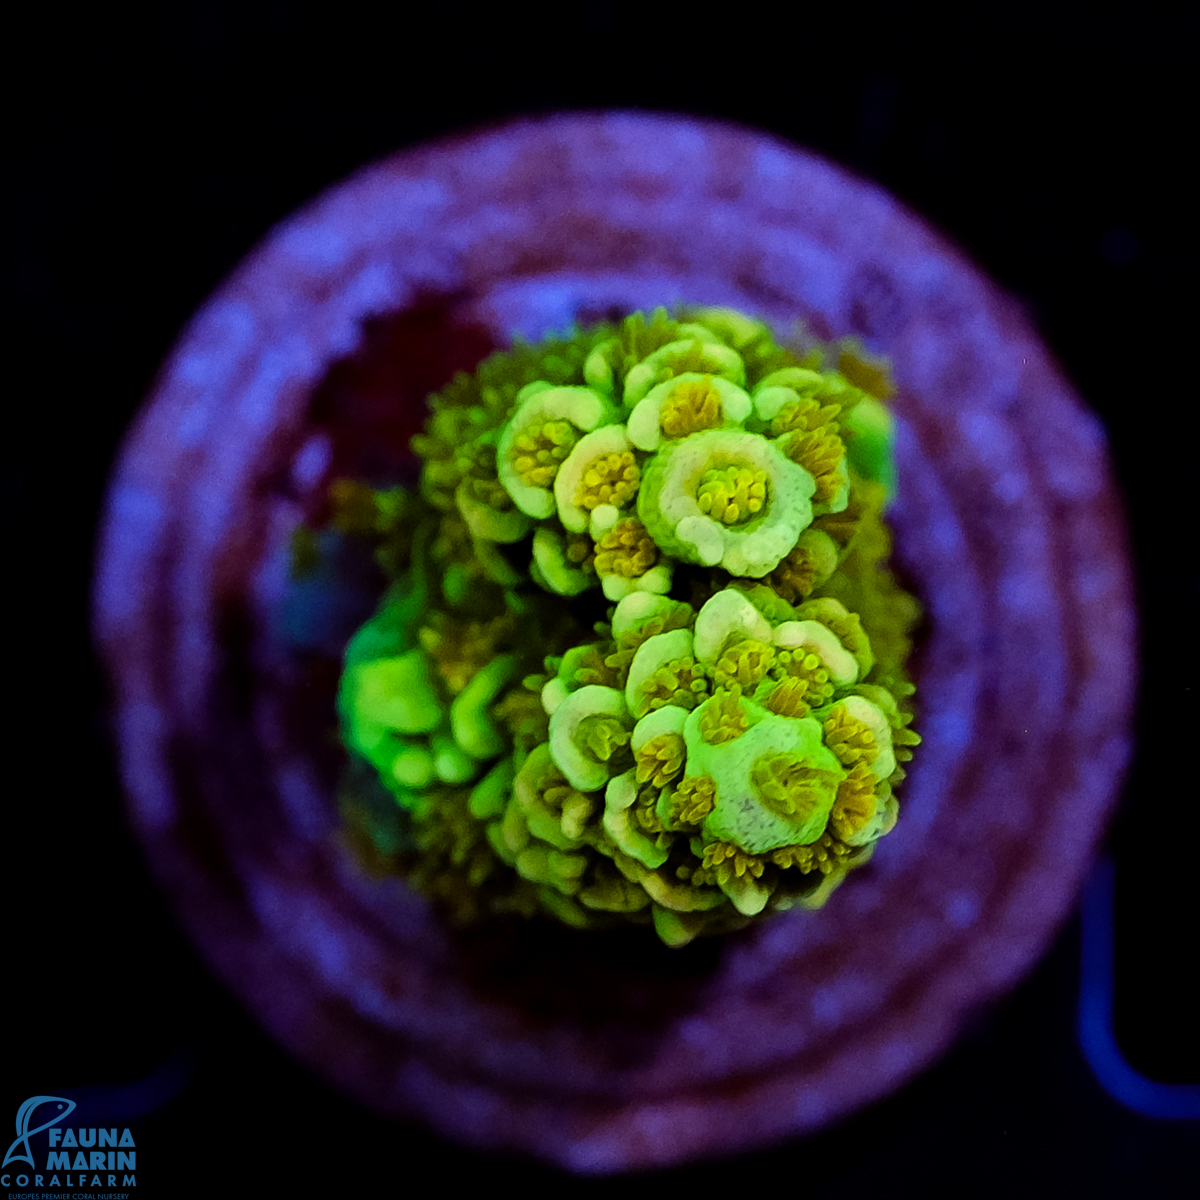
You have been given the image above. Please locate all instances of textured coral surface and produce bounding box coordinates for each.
[94,114,1134,1171]
[334,308,920,944]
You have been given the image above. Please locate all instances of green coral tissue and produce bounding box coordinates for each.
[328,307,921,946]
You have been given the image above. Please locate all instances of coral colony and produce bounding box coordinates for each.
[331,307,920,946]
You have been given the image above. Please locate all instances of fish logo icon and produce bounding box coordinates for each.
[3,1095,76,1169]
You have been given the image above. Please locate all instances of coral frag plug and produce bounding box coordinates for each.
[95,114,1135,1170]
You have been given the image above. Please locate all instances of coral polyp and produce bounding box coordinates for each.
[331,307,920,944]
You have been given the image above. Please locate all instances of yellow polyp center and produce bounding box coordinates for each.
[830,762,878,840]
[575,450,641,511]
[763,674,811,719]
[660,378,724,438]
[822,709,880,769]
[698,688,750,744]
[784,428,845,504]
[577,714,631,764]
[696,465,768,525]
[594,518,657,578]
[635,733,687,788]
[639,656,708,713]
[512,419,578,487]
[713,638,775,690]
[668,775,716,825]
[773,650,834,707]
[763,543,820,604]
[750,752,838,824]
[770,397,841,436]
[633,791,667,834]
[568,644,623,690]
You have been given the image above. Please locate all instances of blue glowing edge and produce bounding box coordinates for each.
[1078,857,1200,1119]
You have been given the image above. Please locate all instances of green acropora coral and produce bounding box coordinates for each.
[331,307,921,945]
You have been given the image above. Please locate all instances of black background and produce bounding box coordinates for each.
[7,2,1198,1195]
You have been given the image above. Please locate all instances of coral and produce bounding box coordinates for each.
[330,307,920,944]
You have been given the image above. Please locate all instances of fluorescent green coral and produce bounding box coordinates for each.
[330,306,920,945]
[547,684,632,792]
[638,430,815,576]
[497,384,610,518]
[627,373,753,451]
[553,423,640,536]
[592,518,671,601]
[683,695,845,853]
[622,336,746,408]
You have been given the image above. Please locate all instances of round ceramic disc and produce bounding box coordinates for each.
[94,112,1134,1172]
